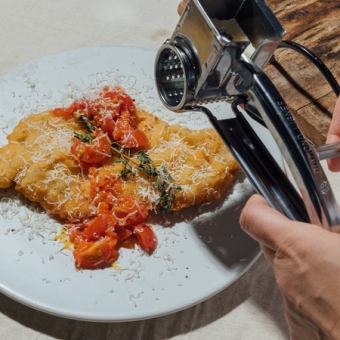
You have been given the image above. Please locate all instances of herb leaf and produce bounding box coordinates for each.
[117,157,134,180]
[155,191,175,212]
[156,179,167,192]
[158,164,173,181]
[112,142,122,151]
[74,132,93,143]
[137,151,158,177]
[137,151,152,164]
[79,115,95,133]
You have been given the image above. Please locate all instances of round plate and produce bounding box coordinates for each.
[0,47,280,322]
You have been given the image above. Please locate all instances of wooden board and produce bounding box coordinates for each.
[265,0,339,144]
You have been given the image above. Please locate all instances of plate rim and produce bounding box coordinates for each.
[0,252,261,322]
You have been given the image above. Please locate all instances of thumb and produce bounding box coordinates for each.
[240,194,310,251]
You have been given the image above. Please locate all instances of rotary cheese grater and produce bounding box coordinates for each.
[155,0,340,229]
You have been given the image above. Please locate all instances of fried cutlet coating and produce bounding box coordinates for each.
[0,109,238,221]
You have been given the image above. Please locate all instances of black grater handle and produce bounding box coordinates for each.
[248,68,340,228]
[187,105,309,223]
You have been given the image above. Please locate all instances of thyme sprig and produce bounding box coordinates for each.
[79,115,95,132]
[111,143,181,211]
[155,165,182,211]
[73,115,95,143]
[74,132,93,143]
[137,151,158,178]
[155,190,176,212]
[112,143,138,165]
[116,157,134,180]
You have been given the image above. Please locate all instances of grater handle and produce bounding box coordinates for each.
[316,142,340,161]
[247,67,340,229]
[188,106,309,223]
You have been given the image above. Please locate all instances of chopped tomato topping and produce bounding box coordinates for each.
[113,112,134,140]
[71,134,112,167]
[110,109,146,149]
[115,226,133,243]
[53,86,148,152]
[52,101,86,119]
[120,129,149,149]
[81,214,116,241]
[74,238,119,269]
[97,201,110,214]
[101,116,115,135]
[120,237,136,249]
[134,225,157,255]
[101,87,136,114]
[89,169,121,195]
[112,196,149,228]
[53,86,158,269]
[89,170,123,206]
[66,167,153,269]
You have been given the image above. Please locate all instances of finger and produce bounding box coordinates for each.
[240,194,300,251]
[261,244,275,263]
[327,97,340,172]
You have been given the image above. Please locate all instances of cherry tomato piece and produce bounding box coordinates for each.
[116,227,133,243]
[52,101,86,119]
[113,115,133,141]
[101,116,115,135]
[73,238,118,269]
[120,129,149,149]
[102,90,136,114]
[71,134,112,166]
[112,196,149,228]
[81,214,116,241]
[134,225,157,255]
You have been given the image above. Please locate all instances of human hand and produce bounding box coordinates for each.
[240,195,340,340]
[327,97,340,172]
[240,96,340,338]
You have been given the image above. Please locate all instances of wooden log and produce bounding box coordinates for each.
[265,0,339,144]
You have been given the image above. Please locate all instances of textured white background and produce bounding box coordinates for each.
[0,0,338,339]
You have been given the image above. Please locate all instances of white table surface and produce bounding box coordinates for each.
[0,0,338,339]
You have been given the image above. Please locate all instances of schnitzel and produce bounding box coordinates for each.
[0,86,238,269]
[0,113,92,221]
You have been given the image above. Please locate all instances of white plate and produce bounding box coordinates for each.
[0,47,281,322]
